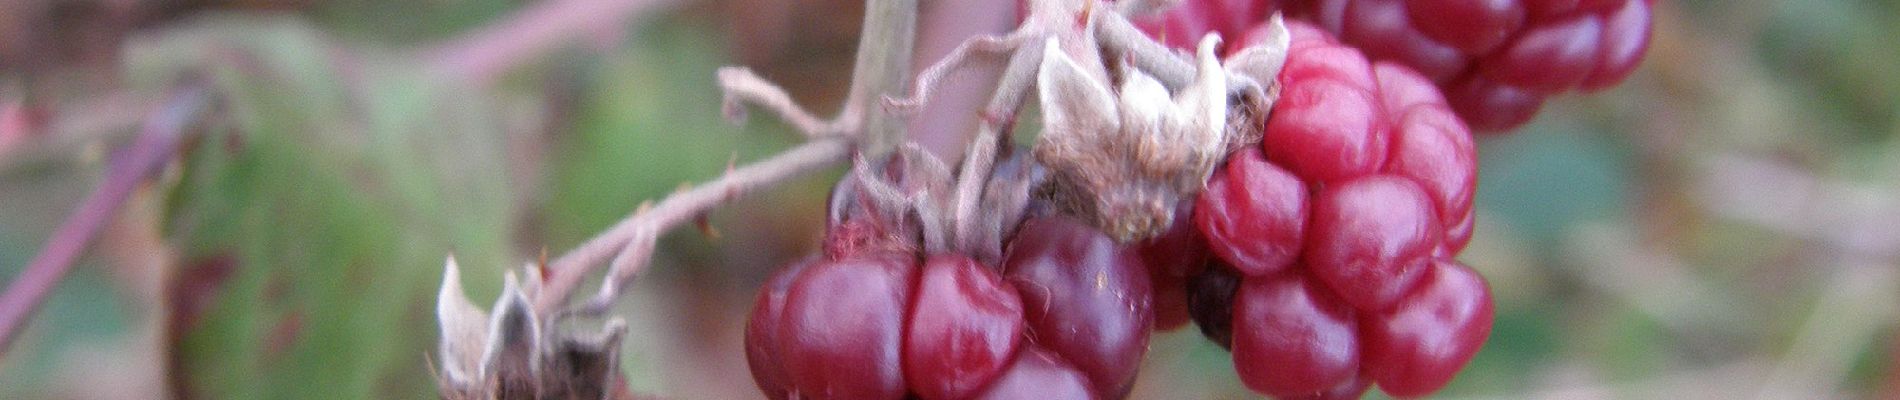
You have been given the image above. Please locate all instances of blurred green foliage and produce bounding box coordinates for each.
[135,15,516,398]
[0,0,1897,398]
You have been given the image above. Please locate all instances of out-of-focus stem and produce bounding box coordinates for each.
[427,0,682,86]
[0,86,209,361]
[535,138,851,312]
[844,0,918,158]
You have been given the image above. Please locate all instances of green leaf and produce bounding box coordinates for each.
[135,15,516,399]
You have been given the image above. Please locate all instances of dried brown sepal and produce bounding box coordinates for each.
[1033,33,1235,241]
[435,258,639,400]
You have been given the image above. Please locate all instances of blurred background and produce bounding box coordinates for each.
[0,0,1896,398]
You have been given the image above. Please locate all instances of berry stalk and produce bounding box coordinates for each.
[0,85,211,361]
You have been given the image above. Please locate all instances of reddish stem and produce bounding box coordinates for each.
[0,86,209,361]
[427,0,681,86]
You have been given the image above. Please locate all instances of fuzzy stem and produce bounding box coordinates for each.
[844,0,918,158]
[536,139,851,312]
[905,0,1018,157]
[0,86,209,361]
[1095,10,1197,89]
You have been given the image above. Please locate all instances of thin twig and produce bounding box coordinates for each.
[536,139,852,313]
[427,0,683,86]
[884,30,1040,114]
[536,0,923,312]
[718,67,859,138]
[0,86,210,361]
[904,0,1019,156]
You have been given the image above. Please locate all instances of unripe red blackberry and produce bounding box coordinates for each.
[744,256,815,399]
[1003,216,1154,398]
[904,254,1025,400]
[1138,0,1654,132]
[1287,0,1655,132]
[970,347,1100,400]
[777,252,916,400]
[1231,272,1361,396]
[1194,147,1307,277]
[1362,259,1495,397]
[1164,17,1492,400]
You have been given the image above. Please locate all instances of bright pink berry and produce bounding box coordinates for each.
[1003,216,1154,398]
[1363,259,1495,397]
[1231,273,1361,396]
[777,252,915,400]
[1380,66,1477,219]
[1195,147,1308,277]
[1303,175,1441,312]
[904,254,1025,400]
[1441,206,1477,255]
[1265,73,1389,182]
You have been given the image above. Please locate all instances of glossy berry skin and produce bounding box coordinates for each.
[1376,64,1478,252]
[1141,0,1652,132]
[1196,147,1307,277]
[1234,24,1476,268]
[1284,0,1654,132]
[970,347,1100,400]
[1363,259,1495,397]
[1443,74,1547,133]
[1479,12,1602,92]
[1581,0,1654,89]
[1406,0,1525,54]
[1265,45,1389,182]
[904,254,1025,400]
[777,252,916,400]
[1231,273,1361,397]
[1003,216,1154,398]
[1304,175,1442,312]
[1341,0,1470,81]
[745,256,817,400]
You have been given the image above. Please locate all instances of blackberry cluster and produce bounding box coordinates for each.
[744,0,1656,396]
[1140,0,1654,132]
[745,155,1153,400]
[1138,14,1497,399]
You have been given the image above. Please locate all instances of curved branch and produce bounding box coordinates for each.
[536,139,851,313]
[0,86,211,360]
